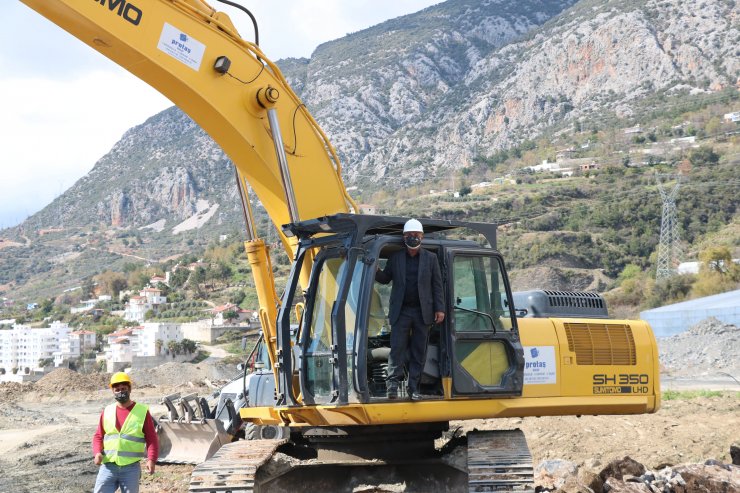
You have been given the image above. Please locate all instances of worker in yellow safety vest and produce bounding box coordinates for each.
[92,372,159,493]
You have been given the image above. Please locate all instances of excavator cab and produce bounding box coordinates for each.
[273,213,525,407]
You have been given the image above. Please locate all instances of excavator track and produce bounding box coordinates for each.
[188,438,287,493]
[467,429,534,492]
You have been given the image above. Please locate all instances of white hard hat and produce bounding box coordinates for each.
[403,218,424,234]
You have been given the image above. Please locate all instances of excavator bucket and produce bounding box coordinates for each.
[156,392,234,465]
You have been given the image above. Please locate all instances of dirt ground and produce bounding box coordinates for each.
[0,373,737,493]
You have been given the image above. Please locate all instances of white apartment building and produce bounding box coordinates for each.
[138,323,182,356]
[54,329,99,367]
[0,321,70,374]
[72,330,98,350]
[71,295,113,314]
[105,323,183,367]
[124,288,167,322]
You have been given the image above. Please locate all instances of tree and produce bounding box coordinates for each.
[688,146,720,167]
[82,277,96,298]
[155,339,164,356]
[699,246,736,274]
[168,268,190,289]
[95,271,128,297]
[223,310,239,324]
[181,338,197,354]
[692,246,740,297]
[230,290,246,306]
[39,298,54,317]
[189,267,206,292]
[38,358,54,368]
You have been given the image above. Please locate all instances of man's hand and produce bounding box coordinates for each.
[146,459,156,474]
[94,453,103,466]
[434,311,445,324]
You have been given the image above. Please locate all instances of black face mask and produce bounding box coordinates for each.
[114,390,130,403]
[404,236,422,249]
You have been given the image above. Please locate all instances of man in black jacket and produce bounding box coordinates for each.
[375,218,445,401]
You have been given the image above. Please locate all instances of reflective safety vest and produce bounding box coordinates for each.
[102,403,148,466]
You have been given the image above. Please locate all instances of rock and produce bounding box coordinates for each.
[731,445,740,466]
[557,475,596,493]
[577,468,604,493]
[671,463,740,493]
[600,457,647,482]
[705,459,731,471]
[603,478,651,492]
[535,459,579,490]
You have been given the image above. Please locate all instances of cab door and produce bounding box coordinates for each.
[447,249,524,396]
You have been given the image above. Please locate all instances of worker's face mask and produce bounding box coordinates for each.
[114,389,130,403]
[404,235,422,249]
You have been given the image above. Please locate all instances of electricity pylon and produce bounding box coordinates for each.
[655,174,682,282]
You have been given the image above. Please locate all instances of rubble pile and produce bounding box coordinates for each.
[535,455,740,493]
[35,368,110,392]
[658,317,739,378]
[129,361,237,388]
[0,382,33,403]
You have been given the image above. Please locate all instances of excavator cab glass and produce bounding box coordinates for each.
[447,248,523,396]
[302,250,363,404]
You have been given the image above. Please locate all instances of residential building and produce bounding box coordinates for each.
[104,323,183,368]
[150,275,167,286]
[211,304,255,326]
[105,327,135,367]
[359,204,377,215]
[723,111,740,123]
[0,321,70,374]
[71,329,97,350]
[580,162,600,172]
[123,288,167,322]
[54,328,99,366]
[137,323,182,356]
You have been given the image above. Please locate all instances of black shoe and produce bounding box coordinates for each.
[410,391,423,401]
[386,385,398,399]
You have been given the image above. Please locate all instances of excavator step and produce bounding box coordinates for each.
[467,429,534,492]
[189,438,287,493]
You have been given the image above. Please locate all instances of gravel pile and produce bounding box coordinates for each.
[35,368,111,392]
[658,317,739,377]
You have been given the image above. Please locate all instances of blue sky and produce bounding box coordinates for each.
[0,1,440,229]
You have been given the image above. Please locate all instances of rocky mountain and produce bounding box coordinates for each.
[27,108,243,232]
[19,0,739,230]
[284,0,739,187]
[1,0,738,298]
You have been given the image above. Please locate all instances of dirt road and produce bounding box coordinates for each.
[0,378,737,493]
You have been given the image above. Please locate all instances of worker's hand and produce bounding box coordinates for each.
[434,311,445,324]
[146,459,156,474]
[94,453,103,466]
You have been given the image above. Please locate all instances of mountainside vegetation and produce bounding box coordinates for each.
[0,0,738,320]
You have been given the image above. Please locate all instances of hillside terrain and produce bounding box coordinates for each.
[0,0,738,309]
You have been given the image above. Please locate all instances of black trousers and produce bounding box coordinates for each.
[387,305,430,392]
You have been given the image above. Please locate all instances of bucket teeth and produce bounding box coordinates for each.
[157,392,232,465]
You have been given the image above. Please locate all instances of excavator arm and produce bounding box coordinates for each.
[20,0,357,375]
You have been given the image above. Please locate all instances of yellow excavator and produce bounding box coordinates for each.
[21,1,660,491]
